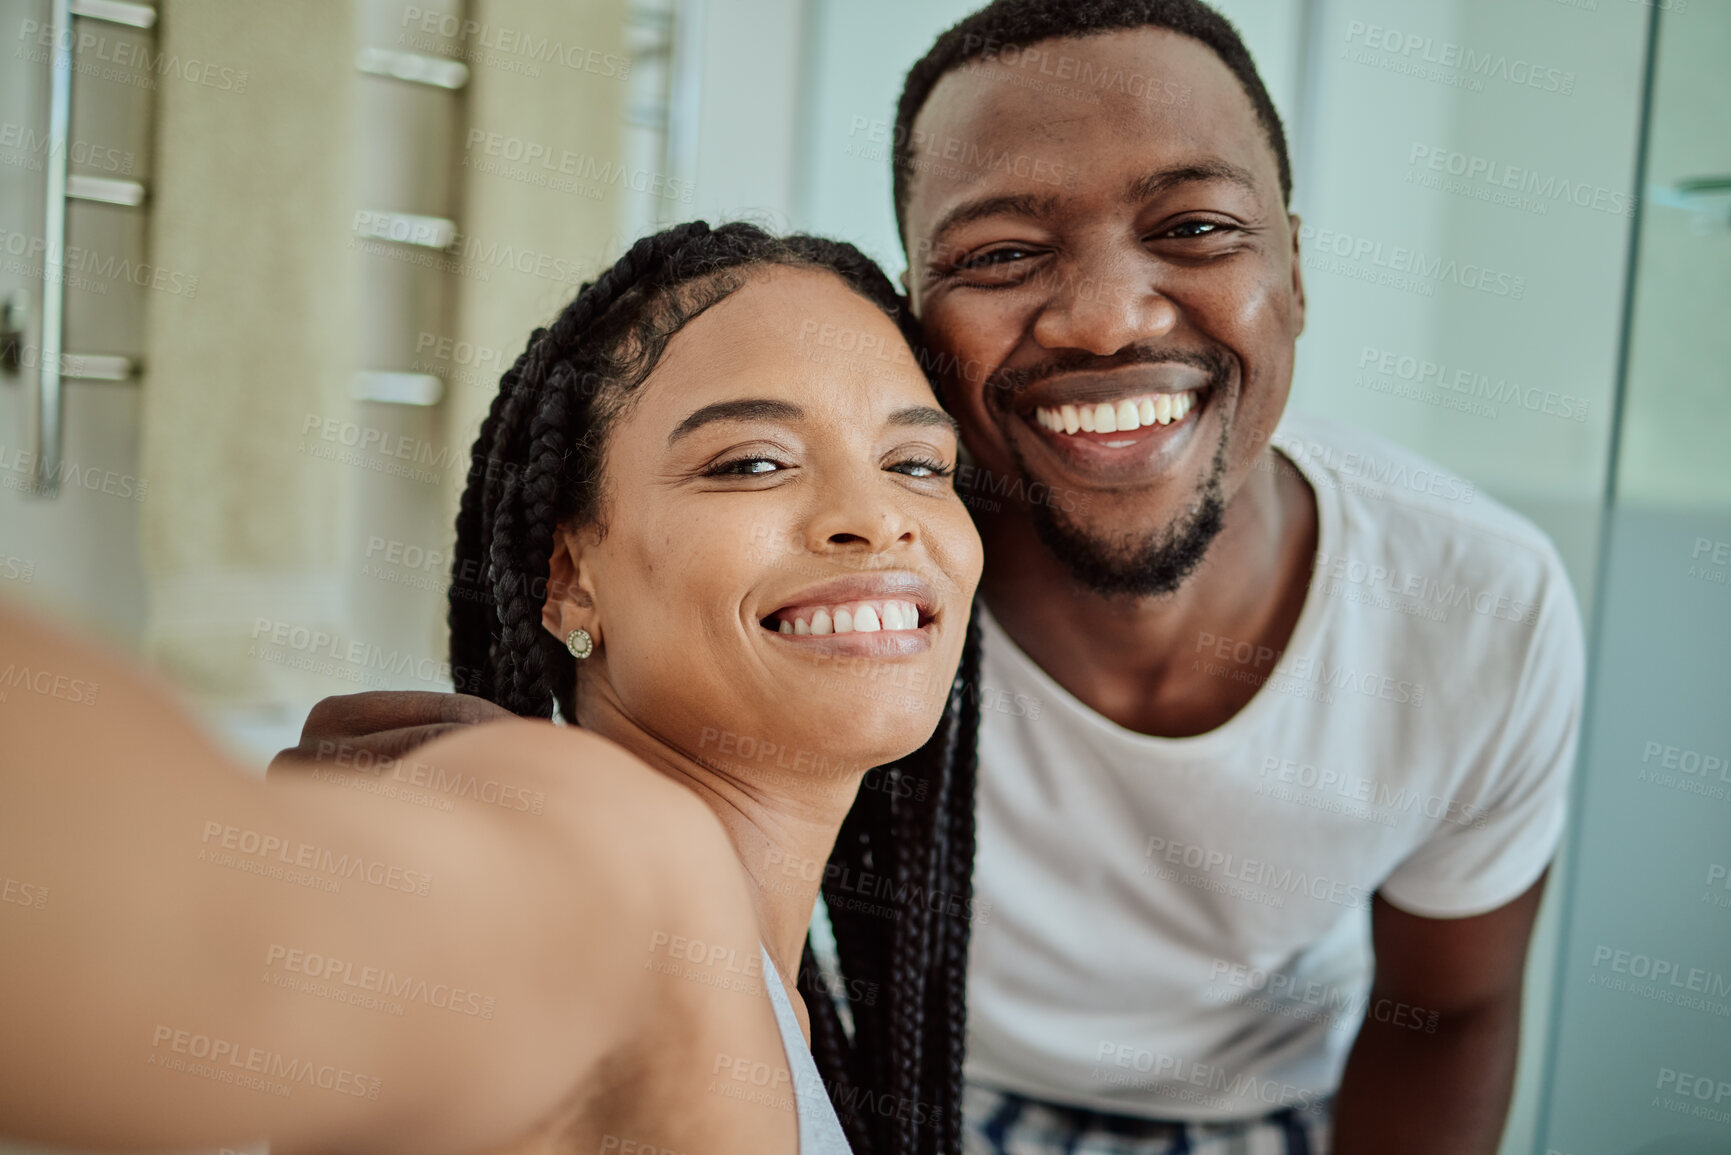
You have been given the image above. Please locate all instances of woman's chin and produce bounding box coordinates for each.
[814,687,951,754]
[706,698,949,789]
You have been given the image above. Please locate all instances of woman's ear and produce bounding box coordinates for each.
[541,524,602,647]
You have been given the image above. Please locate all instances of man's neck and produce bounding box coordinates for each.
[977,445,1318,737]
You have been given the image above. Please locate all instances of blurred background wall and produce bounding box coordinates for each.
[0,0,1725,1152]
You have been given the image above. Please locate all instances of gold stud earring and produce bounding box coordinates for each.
[565,628,594,659]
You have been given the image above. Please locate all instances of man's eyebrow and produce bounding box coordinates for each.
[923,161,1259,245]
[667,399,804,445]
[928,192,1061,243]
[887,405,960,436]
[1126,161,1261,203]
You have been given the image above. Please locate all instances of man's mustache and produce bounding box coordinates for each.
[983,345,1235,403]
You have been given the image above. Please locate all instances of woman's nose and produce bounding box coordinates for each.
[803,468,919,556]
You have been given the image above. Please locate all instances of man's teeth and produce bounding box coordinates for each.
[775,600,921,635]
[1034,390,1197,435]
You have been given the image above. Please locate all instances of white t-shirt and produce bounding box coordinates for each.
[962,411,1584,1121]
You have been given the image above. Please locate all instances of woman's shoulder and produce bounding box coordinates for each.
[375,721,772,1146]
[415,719,745,905]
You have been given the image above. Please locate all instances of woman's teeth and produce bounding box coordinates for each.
[775,600,921,636]
[1034,390,1197,435]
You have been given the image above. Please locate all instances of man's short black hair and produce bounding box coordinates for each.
[893,0,1293,243]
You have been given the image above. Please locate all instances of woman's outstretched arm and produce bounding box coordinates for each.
[0,601,722,1155]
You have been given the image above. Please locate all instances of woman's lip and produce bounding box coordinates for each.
[765,571,939,622]
[762,622,934,659]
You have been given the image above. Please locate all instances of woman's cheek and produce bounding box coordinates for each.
[931,502,985,599]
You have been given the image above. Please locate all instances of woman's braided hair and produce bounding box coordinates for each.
[449,220,982,1154]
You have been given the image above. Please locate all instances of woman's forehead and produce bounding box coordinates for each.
[630,268,929,427]
[703,265,898,340]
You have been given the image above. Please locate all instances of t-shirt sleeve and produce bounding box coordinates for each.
[1377,552,1585,919]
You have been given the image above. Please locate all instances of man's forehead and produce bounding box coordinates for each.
[925,34,1260,148]
[919,27,1244,127]
[902,28,1276,237]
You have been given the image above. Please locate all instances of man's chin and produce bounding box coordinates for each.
[1030,490,1226,599]
[1009,421,1232,599]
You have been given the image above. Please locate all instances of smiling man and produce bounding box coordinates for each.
[274,2,1584,1152]
[891,3,1582,1153]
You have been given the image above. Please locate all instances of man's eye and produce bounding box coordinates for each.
[707,457,784,476]
[1164,220,1233,239]
[961,247,1035,268]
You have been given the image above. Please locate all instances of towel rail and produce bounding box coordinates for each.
[34,0,73,495]
[29,0,156,496]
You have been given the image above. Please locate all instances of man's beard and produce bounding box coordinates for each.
[1008,419,1230,599]
[990,346,1235,598]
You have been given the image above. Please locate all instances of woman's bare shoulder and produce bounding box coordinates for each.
[412,720,744,901]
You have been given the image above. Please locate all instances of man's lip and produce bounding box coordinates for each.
[1014,385,1212,480]
[1010,364,1215,414]
[761,571,939,626]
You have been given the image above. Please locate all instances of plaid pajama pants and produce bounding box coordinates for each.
[963,1085,1333,1155]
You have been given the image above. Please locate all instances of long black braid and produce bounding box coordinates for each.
[448,220,983,1154]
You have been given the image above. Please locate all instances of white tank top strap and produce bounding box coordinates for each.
[758,945,853,1154]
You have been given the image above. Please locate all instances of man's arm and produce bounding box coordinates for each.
[1330,873,1548,1155]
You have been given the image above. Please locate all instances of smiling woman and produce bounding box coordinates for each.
[451,220,987,1152]
[0,221,983,1155]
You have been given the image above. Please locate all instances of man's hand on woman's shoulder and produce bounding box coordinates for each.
[268,690,516,778]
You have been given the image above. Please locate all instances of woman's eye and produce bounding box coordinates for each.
[890,457,954,479]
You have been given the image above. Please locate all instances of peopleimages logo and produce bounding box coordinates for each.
[1092,1043,1317,1111]
[0,120,134,173]
[1257,756,1489,828]
[0,226,200,298]
[1357,345,1590,424]
[1142,835,1374,910]
[1341,21,1576,95]
[1653,1066,1731,1126]
[264,944,496,1018]
[1313,545,1541,627]
[1407,144,1636,217]
[463,129,692,203]
[397,7,630,80]
[201,820,434,896]
[16,19,249,93]
[845,116,1077,190]
[249,615,455,689]
[1297,224,1526,300]
[148,1025,381,1099]
[1273,429,1477,506]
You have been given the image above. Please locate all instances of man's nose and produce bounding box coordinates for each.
[1031,251,1178,356]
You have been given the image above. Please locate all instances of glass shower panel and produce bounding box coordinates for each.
[1539,4,1731,1152]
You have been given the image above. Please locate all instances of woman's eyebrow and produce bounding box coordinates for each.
[887,405,960,436]
[667,398,804,445]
